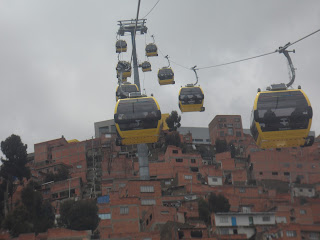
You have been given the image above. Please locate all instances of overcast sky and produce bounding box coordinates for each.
[0,0,319,154]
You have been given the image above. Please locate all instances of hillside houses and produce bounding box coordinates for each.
[1,115,320,240]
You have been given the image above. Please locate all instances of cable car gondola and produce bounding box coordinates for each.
[178,66,205,112]
[250,45,314,149]
[250,87,313,149]
[116,61,131,80]
[116,83,139,101]
[115,40,127,53]
[141,61,151,72]
[145,43,158,57]
[114,96,162,145]
[179,85,205,112]
[158,67,174,85]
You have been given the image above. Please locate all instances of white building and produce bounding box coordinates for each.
[207,176,223,186]
[214,212,276,239]
[293,184,316,198]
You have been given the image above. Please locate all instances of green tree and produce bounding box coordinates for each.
[3,205,33,237]
[0,134,31,181]
[198,198,211,225]
[59,199,99,231]
[44,165,70,182]
[166,111,181,132]
[196,145,214,159]
[208,193,230,213]
[215,139,228,154]
[3,181,55,237]
[0,134,31,216]
[165,131,181,147]
[0,182,6,228]
[21,182,55,233]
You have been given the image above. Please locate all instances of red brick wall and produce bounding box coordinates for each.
[209,115,243,145]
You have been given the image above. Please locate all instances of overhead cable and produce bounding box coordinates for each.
[158,47,190,69]
[277,28,320,51]
[168,28,320,71]
[142,0,160,19]
[196,51,276,70]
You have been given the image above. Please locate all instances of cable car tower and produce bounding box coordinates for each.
[117,19,151,180]
[117,19,147,92]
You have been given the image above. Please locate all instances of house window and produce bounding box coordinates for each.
[234,118,240,122]
[161,211,169,214]
[99,213,111,219]
[308,189,312,192]
[184,175,192,180]
[284,163,290,167]
[236,131,241,137]
[219,216,228,223]
[227,124,233,127]
[165,180,171,185]
[76,165,82,169]
[272,172,278,176]
[211,177,218,182]
[194,139,203,142]
[140,186,154,193]
[227,128,233,136]
[220,131,225,137]
[190,167,199,172]
[120,207,129,215]
[172,150,178,154]
[141,199,156,206]
[191,159,196,163]
[259,172,263,175]
[219,123,224,128]
[190,231,202,238]
[239,188,246,193]
[242,206,251,213]
[220,228,229,235]
[297,164,303,169]
[262,216,270,222]
[300,209,306,215]
[176,158,183,163]
[284,172,290,176]
[310,233,319,239]
[286,231,297,237]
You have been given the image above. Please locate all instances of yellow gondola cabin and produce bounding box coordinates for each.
[178,86,205,112]
[250,87,313,149]
[114,96,162,145]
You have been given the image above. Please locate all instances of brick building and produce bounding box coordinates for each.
[3,114,320,240]
[209,115,244,145]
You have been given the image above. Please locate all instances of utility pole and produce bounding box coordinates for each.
[117,19,150,180]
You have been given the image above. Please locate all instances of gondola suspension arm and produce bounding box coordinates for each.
[165,55,171,67]
[191,66,199,86]
[277,43,296,88]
